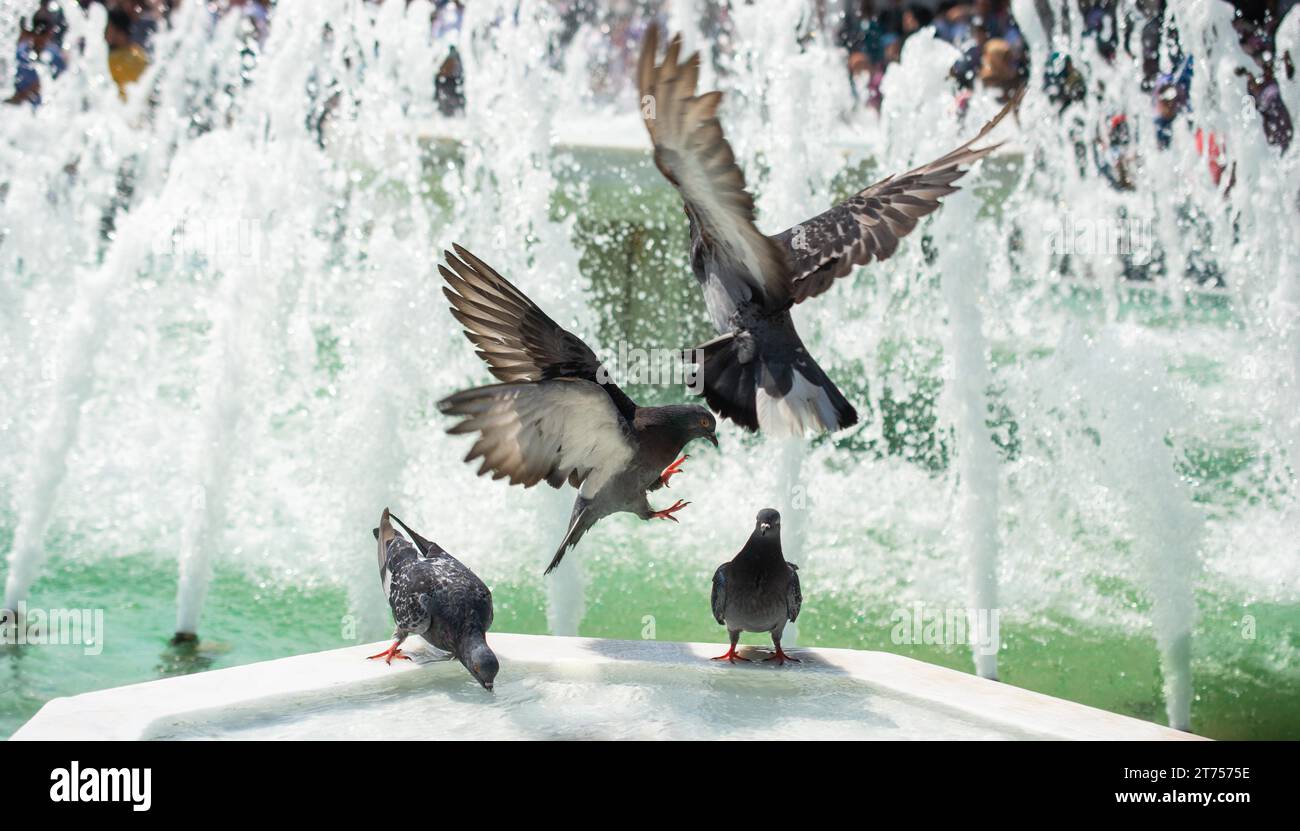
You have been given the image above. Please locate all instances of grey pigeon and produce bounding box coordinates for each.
[710,508,803,665]
[369,508,498,690]
[437,245,719,574]
[638,25,1020,435]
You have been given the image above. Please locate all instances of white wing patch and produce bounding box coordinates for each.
[756,368,840,437]
[442,378,637,495]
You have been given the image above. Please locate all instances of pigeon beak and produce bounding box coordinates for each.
[759,522,771,535]
[705,431,719,448]
[481,680,494,691]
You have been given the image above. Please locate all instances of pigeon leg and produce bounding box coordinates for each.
[366,639,411,665]
[763,640,801,665]
[648,498,690,522]
[710,631,749,663]
[659,454,688,488]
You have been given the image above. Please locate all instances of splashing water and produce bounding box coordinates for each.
[1,0,1298,738]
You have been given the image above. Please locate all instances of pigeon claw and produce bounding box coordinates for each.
[710,644,750,663]
[659,454,688,488]
[366,642,411,665]
[650,499,690,522]
[763,647,801,665]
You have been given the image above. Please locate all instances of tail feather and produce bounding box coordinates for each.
[695,333,759,431]
[376,508,396,572]
[389,513,445,558]
[545,500,595,575]
[693,333,857,436]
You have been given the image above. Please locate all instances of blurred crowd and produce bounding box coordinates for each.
[6,1,269,106]
[7,0,1296,180]
[840,1,1027,110]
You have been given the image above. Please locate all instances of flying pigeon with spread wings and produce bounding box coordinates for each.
[437,245,719,574]
[638,25,1019,435]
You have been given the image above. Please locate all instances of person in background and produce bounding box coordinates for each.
[978,37,1022,102]
[1154,65,1190,150]
[106,7,150,99]
[1043,51,1086,115]
[1095,113,1136,191]
[841,1,889,109]
[1195,127,1232,192]
[106,0,163,53]
[901,4,935,39]
[934,1,974,45]
[1044,51,1090,177]
[432,0,464,116]
[1235,16,1294,152]
[6,2,68,107]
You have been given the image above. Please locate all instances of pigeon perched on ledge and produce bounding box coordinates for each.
[710,508,803,665]
[436,245,719,574]
[638,25,1020,435]
[370,509,498,690]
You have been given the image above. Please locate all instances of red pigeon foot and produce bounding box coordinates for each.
[710,644,750,663]
[763,647,801,665]
[660,454,688,488]
[366,642,411,665]
[650,499,690,521]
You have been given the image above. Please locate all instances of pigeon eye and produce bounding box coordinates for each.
[699,417,709,428]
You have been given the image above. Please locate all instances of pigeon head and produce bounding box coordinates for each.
[755,508,781,537]
[654,404,719,447]
[461,639,499,691]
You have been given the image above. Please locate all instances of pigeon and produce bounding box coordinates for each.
[369,508,499,690]
[638,25,1021,435]
[710,508,803,665]
[436,245,719,574]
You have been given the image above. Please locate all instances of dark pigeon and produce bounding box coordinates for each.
[369,508,498,690]
[710,508,803,665]
[437,245,719,575]
[638,25,1020,435]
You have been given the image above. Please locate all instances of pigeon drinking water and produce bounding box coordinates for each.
[710,508,803,665]
[638,25,1020,435]
[370,508,498,690]
[436,245,719,574]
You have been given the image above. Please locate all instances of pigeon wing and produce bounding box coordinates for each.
[638,26,789,311]
[786,563,802,623]
[439,377,637,494]
[441,244,604,383]
[710,563,729,625]
[771,92,1020,304]
[390,567,435,635]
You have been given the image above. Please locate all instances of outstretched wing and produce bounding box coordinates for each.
[710,563,729,625]
[438,378,636,495]
[440,244,603,383]
[771,91,1021,303]
[786,563,802,622]
[638,25,788,309]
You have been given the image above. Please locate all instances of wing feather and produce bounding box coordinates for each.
[711,564,728,625]
[440,245,603,383]
[772,91,1022,303]
[786,563,802,623]
[438,378,636,495]
[638,25,788,305]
